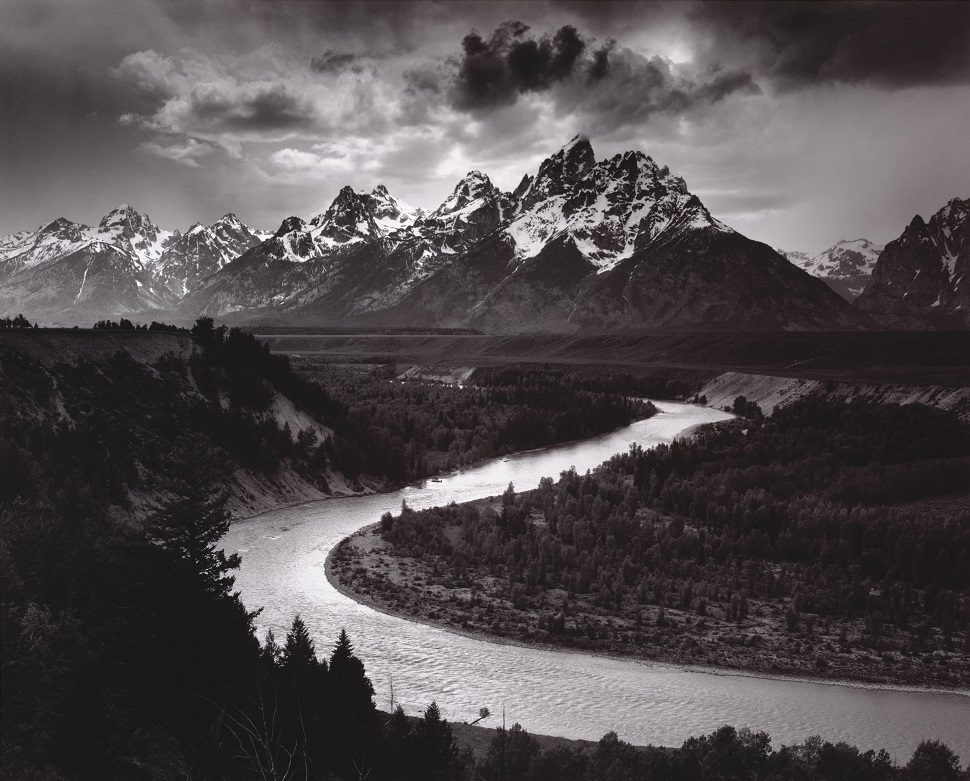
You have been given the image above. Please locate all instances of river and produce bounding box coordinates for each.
[221,401,970,758]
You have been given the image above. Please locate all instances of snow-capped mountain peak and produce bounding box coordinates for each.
[276,216,308,237]
[519,134,596,211]
[930,197,969,276]
[149,212,268,297]
[505,137,727,270]
[94,204,177,269]
[786,237,884,301]
[369,185,422,232]
[431,171,501,220]
[857,196,968,324]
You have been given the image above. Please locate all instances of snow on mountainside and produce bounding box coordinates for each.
[0,206,265,322]
[857,197,969,327]
[93,204,177,269]
[372,136,864,331]
[506,135,731,272]
[150,213,269,298]
[3,137,871,331]
[782,239,883,301]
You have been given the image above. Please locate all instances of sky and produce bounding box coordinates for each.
[1,0,968,253]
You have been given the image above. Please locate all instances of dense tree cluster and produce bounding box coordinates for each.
[473,365,703,400]
[474,723,968,781]
[0,478,467,778]
[376,399,970,680]
[0,314,36,329]
[93,318,184,331]
[295,360,655,484]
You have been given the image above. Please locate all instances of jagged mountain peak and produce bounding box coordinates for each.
[276,216,308,237]
[218,212,244,226]
[431,171,501,220]
[933,197,969,229]
[2,135,873,331]
[857,195,969,325]
[93,203,175,269]
[790,237,883,301]
[369,184,422,230]
[512,173,533,200]
[520,135,597,210]
[505,137,725,269]
[97,203,149,229]
[39,217,88,235]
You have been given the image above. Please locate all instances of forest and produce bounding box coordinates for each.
[290,358,656,482]
[347,398,970,686]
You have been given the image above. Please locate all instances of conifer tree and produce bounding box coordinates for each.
[413,701,456,779]
[282,615,316,670]
[145,487,239,597]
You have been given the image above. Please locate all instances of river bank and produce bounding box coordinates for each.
[327,512,970,691]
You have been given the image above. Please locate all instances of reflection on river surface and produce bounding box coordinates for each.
[222,401,970,757]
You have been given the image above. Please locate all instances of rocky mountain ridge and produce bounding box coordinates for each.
[0,208,267,322]
[6,138,960,332]
[186,135,864,331]
[855,198,969,327]
[782,238,883,301]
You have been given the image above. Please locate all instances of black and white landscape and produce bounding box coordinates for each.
[2,2,970,780]
[3,144,968,330]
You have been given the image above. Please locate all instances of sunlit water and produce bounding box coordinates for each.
[222,401,970,758]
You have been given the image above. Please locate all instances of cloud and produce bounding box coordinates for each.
[269,147,328,172]
[553,43,760,134]
[310,50,367,75]
[444,19,760,134]
[114,46,401,156]
[451,21,588,110]
[139,137,215,168]
[692,0,970,90]
[186,83,314,132]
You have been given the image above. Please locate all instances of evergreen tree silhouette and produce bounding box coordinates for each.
[145,486,239,597]
[282,615,316,670]
[413,701,456,780]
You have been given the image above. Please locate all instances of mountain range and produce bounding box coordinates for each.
[856,198,969,328]
[0,207,267,321]
[1,138,965,331]
[780,239,883,302]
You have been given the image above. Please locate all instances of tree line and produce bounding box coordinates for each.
[377,399,970,681]
[93,318,185,331]
[0,314,37,329]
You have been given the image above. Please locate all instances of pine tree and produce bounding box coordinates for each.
[145,487,239,597]
[330,628,354,669]
[282,615,316,670]
[413,701,456,780]
[261,628,282,668]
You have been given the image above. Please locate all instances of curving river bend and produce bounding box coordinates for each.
[222,401,970,758]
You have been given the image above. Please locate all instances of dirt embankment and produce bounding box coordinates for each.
[700,371,970,421]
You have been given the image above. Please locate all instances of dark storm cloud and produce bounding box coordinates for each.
[452,21,587,110]
[188,85,314,132]
[587,41,614,82]
[310,50,366,75]
[693,0,970,90]
[552,42,760,132]
[447,20,759,123]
